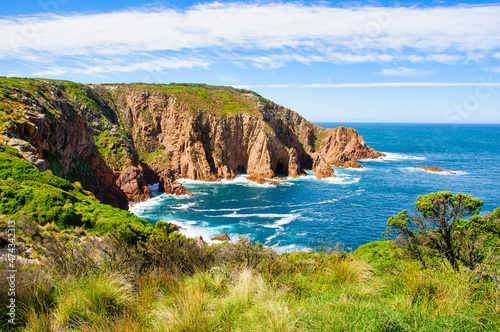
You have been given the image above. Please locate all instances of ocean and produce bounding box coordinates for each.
[130,123,500,253]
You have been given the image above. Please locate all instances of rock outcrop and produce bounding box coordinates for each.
[316,126,384,167]
[194,236,206,246]
[417,166,455,174]
[159,177,193,196]
[116,166,152,203]
[312,154,335,179]
[211,233,231,241]
[0,78,383,212]
[7,138,46,171]
[246,175,280,185]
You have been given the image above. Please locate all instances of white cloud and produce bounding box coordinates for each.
[32,57,209,76]
[378,67,434,77]
[0,3,499,66]
[234,82,500,89]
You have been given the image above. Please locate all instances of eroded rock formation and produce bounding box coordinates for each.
[312,154,336,179]
[0,79,383,211]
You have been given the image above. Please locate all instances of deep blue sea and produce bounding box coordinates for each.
[130,123,500,253]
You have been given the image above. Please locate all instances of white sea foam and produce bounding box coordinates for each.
[171,202,197,210]
[177,178,213,185]
[263,214,300,229]
[271,243,312,254]
[165,219,239,245]
[265,232,280,243]
[193,205,274,213]
[129,194,166,214]
[286,170,362,185]
[323,176,361,185]
[343,167,371,172]
[223,176,279,188]
[363,152,426,162]
[406,167,468,176]
[178,175,280,188]
[287,198,339,208]
[219,212,295,220]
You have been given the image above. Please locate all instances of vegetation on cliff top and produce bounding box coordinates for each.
[132,83,261,117]
[0,145,150,234]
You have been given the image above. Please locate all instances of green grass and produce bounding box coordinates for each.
[2,232,497,332]
[0,145,150,233]
[132,83,260,118]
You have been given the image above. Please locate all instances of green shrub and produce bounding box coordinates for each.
[0,146,151,233]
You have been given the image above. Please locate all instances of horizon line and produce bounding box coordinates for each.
[234,82,500,89]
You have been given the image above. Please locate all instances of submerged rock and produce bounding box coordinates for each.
[417,166,456,174]
[246,175,279,185]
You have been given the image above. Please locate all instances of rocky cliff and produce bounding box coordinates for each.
[0,78,383,210]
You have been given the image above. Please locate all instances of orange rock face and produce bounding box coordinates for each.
[317,126,385,167]
[312,154,336,179]
[116,166,152,203]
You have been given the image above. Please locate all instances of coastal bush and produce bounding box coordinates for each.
[384,191,499,271]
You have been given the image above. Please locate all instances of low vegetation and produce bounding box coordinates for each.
[0,145,150,236]
[1,193,498,331]
[133,83,261,118]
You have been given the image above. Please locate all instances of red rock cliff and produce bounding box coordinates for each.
[1,79,383,210]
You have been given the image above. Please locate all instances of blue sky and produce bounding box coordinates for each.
[1,0,500,123]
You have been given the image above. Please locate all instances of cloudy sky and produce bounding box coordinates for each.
[1,0,499,123]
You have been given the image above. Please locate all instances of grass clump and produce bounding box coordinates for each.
[55,273,134,330]
[2,229,499,331]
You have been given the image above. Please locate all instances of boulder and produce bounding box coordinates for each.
[194,236,206,246]
[211,233,231,241]
[246,174,279,185]
[116,166,152,202]
[158,176,193,196]
[312,154,335,179]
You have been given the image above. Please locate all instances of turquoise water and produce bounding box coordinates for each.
[130,123,500,252]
